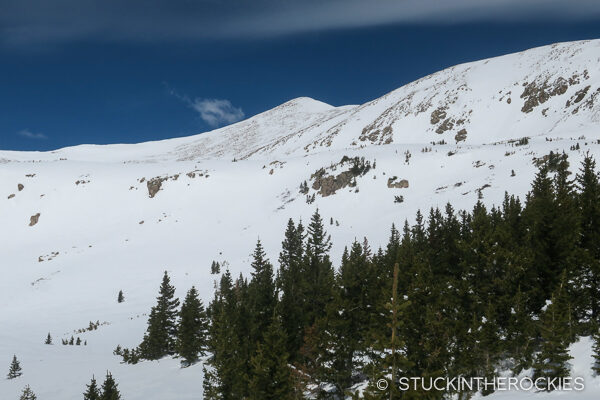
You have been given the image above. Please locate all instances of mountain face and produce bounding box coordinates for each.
[1,40,600,400]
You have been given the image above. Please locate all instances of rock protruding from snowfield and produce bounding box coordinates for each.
[29,213,41,226]
[387,177,409,189]
[147,177,167,198]
[18,183,24,191]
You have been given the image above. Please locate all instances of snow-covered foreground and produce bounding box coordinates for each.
[1,39,600,399]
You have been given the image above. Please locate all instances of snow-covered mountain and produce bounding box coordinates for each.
[1,39,600,399]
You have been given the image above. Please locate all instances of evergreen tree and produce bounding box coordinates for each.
[507,287,536,374]
[248,239,276,353]
[576,154,600,320]
[364,263,412,400]
[138,271,180,360]
[532,271,573,391]
[45,332,52,345]
[83,376,101,400]
[19,385,36,400]
[277,219,305,358]
[300,209,334,329]
[248,315,296,400]
[76,337,82,345]
[117,290,125,303]
[7,355,22,379]
[204,271,247,399]
[176,286,209,366]
[100,372,121,400]
[592,325,600,376]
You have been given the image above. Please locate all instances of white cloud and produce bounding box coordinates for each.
[191,98,245,127]
[2,0,599,46]
[17,129,47,139]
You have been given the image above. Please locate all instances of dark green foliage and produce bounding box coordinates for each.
[176,286,209,366]
[117,290,125,303]
[301,209,334,329]
[211,261,221,275]
[277,219,305,358]
[593,325,600,376]
[125,154,600,398]
[248,316,296,400]
[45,332,52,345]
[7,355,22,379]
[100,372,121,400]
[248,240,277,351]
[532,271,573,391]
[138,271,180,360]
[19,385,36,400]
[83,376,101,400]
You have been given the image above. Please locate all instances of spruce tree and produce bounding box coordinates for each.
[248,239,276,352]
[248,315,295,400]
[176,286,209,366]
[576,154,600,319]
[301,209,334,329]
[204,271,247,399]
[100,372,121,400]
[592,325,600,376]
[117,290,125,303]
[19,385,36,400]
[138,271,180,360]
[7,355,22,379]
[83,376,101,400]
[277,218,305,358]
[532,271,573,391]
[45,332,52,345]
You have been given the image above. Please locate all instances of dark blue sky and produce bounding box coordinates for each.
[1,0,599,151]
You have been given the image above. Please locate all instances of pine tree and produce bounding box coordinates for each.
[592,325,600,376]
[204,271,248,399]
[19,385,36,400]
[138,271,180,360]
[532,270,573,391]
[576,154,600,320]
[211,261,221,275]
[248,239,276,352]
[176,286,209,366]
[45,332,52,345]
[277,219,305,358]
[7,355,22,379]
[76,337,82,345]
[83,376,101,400]
[507,287,535,374]
[364,263,412,400]
[248,315,296,400]
[100,372,121,400]
[300,209,334,329]
[117,290,125,303]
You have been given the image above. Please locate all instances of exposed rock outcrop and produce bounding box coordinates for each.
[147,177,167,198]
[29,213,41,227]
[387,177,409,189]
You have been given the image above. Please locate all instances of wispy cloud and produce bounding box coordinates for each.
[190,99,245,127]
[1,0,599,47]
[17,129,47,139]
[165,84,244,127]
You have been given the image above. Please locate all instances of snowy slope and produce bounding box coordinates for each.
[1,39,600,399]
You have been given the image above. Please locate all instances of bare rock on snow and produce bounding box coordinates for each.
[387,177,409,189]
[29,213,41,227]
[147,177,167,198]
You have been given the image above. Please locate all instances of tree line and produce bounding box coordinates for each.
[115,152,600,399]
